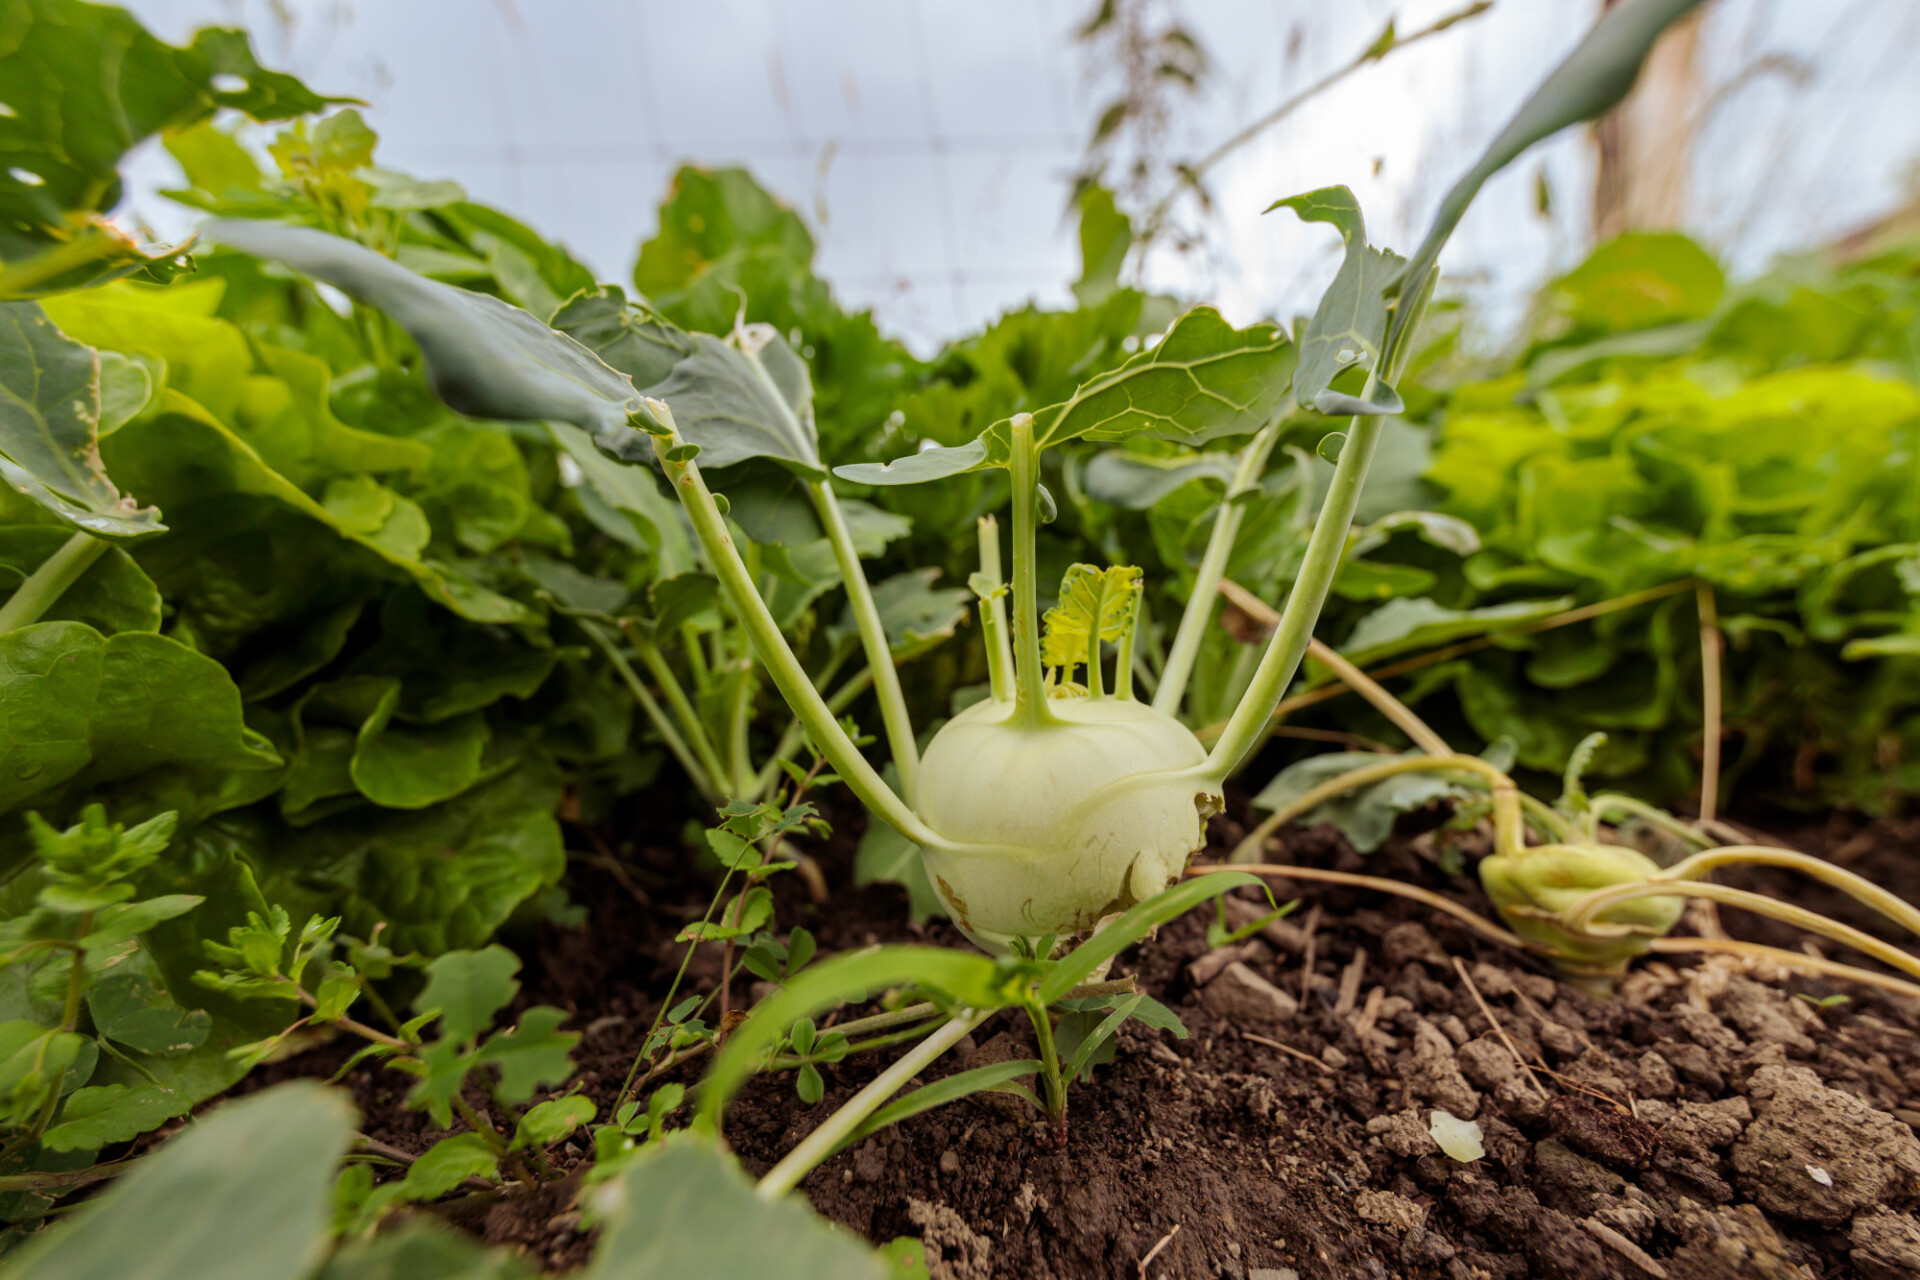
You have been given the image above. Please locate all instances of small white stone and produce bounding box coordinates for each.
[1806,1164,1834,1187]
[1429,1109,1485,1162]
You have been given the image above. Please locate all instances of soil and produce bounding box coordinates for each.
[266,793,1920,1279]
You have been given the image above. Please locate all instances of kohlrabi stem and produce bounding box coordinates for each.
[583,620,719,805]
[1114,603,1138,701]
[977,515,1015,702]
[1561,881,1920,984]
[1661,846,1920,942]
[1085,620,1105,699]
[1007,415,1057,728]
[0,530,109,635]
[1206,269,1438,780]
[1214,577,1455,758]
[628,629,731,799]
[650,407,941,849]
[755,1008,989,1199]
[1207,411,1384,779]
[1587,793,1716,848]
[811,479,920,803]
[1154,415,1284,716]
[726,653,756,795]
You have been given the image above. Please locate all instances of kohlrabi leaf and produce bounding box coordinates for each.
[860,568,972,654]
[1265,187,1407,417]
[837,307,1289,485]
[0,1081,353,1280]
[317,1221,525,1280]
[547,421,690,571]
[582,1136,886,1280]
[552,286,695,390]
[1041,564,1142,671]
[199,220,649,437]
[1080,449,1240,509]
[628,328,823,475]
[0,302,164,538]
[833,437,991,487]
[1384,0,1709,352]
[1001,306,1292,452]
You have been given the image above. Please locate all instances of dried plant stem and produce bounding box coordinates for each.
[1662,845,1920,943]
[1453,956,1549,1100]
[1648,936,1920,1002]
[1695,581,1724,824]
[1562,880,1920,984]
[1190,864,1535,954]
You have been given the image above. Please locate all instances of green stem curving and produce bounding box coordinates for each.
[0,530,109,635]
[650,409,939,848]
[1154,415,1284,716]
[1007,416,1057,728]
[810,479,920,803]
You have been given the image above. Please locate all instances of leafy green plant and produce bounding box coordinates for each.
[194,924,586,1218]
[0,806,209,1211]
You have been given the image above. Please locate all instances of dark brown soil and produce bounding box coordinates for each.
[276,794,1920,1279]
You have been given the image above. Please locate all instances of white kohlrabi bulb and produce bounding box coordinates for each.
[914,696,1218,948]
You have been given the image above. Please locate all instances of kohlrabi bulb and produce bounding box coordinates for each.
[1478,842,1683,984]
[915,696,1218,949]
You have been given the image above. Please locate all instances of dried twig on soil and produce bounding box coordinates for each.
[1196,864,1534,954]
[1334,947,1367,1017]
[1137,1222,1181,1277]
[1297,903,1322,1006]
[1453,957,1549,1101]
[1241,1032,1334,1074]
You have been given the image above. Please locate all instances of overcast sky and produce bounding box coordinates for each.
[121,0,1920,354]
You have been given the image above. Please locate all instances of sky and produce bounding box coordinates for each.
[119,0,1920,355]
